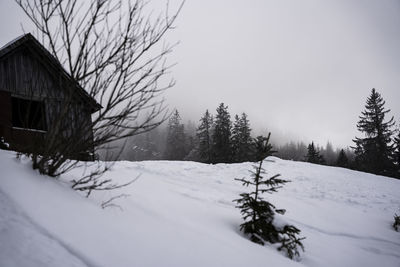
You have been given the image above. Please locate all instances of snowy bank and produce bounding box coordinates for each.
[0,150,399,267]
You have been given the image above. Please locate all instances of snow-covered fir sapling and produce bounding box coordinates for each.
[234,133,305,259]
[394,213,400,232]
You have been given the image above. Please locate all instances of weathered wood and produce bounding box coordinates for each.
[0,90,12,140]
[0,34,99,158]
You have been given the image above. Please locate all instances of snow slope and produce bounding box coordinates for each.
[0,149,399,267]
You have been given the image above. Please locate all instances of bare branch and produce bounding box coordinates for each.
[14,0,184,195]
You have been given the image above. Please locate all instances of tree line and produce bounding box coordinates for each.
[276,88,400,178]
[142,103,259,164]
[121,104,351,165]
[122,104,356,166]
[122,88,400,179]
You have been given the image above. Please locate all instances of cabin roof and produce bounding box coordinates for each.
[0,33,102,113]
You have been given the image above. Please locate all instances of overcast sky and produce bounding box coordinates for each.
[1,0,399,148]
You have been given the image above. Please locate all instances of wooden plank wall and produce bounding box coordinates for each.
[0,45,94,155]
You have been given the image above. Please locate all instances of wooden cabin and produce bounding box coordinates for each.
[0,33,101,159]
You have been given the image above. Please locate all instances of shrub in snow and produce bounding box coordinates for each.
[394,213,400,232]
[234,133,305,260]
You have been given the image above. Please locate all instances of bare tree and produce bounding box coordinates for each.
[14,0,183,191]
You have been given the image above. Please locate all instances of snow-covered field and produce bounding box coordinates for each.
[0,149,399,267]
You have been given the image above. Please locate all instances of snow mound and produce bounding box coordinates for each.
[0,150,399,267]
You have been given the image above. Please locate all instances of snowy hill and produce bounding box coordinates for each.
[0,149,399,267]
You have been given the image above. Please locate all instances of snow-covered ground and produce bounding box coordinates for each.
[0,149,399,267]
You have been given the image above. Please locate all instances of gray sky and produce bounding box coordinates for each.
[1,0,399,148]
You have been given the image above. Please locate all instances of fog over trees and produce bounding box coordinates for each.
[117,88,400,179]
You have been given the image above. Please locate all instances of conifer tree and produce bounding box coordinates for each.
[394,131,400,178]
[212,103,232,163]
[352,88,395,176]
[231,113,253,162]
[164,110,186,160]
[305,142,325,164]
[336,149,349,168]
[231,115,241,162]
[234,133,305,259]
[196,110,214,163]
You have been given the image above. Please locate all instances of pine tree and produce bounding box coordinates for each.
[164,110,186,160]
[196,110,213,163]
[305,142,318,163]
[212,103,232,163]
[305,142,325,164]
[231,113,253,162]
[231,115,241,162]
[352,88,395,176]
[336,149,349,168]
[234,133,305,259]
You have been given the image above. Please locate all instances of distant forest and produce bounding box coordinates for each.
[118,110,352,165]
[117,89,400,179]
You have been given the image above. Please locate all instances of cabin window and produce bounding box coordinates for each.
[11,97,47,131]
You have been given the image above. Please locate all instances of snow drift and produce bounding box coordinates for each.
[0,149,399,267]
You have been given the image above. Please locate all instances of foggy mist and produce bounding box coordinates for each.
[1,0,399,149]
[163,0,400,148]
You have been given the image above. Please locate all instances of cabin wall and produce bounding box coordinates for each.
[0,45,94,158]
[0,46,60,99]
[0,91,12,141]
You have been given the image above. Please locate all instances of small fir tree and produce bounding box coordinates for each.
[212,103,232,163]
[305,142,325,164]
[336,149,349,168]
[234,133,305,259]
[196,110,214,163]
[352,88,396,176]
[164,110,186,160]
